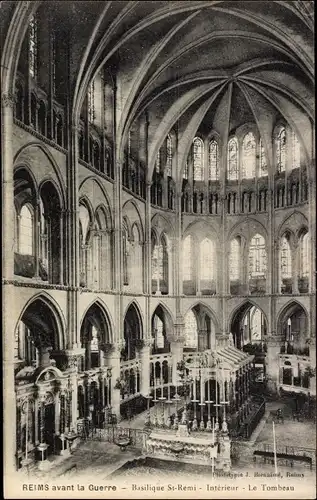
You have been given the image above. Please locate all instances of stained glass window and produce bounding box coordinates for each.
[260,139,268,176]
[29,16,38,79]
[155,150,161,173]
[152,236,168,283]
[250,306,263,341]
[161,235,168,283]
[200,238,214,280]
[208,140,219,180]
[88,80,95,123]
[292,131,301,170]
[158,245,163,280]
[19,205,33,255]
[300,232,309,277]
[183,235,193,280]
[184,310,198,349]
[127,129,132,157]
[227,137,238,180]
[249,234,267,278]
[93,234,101,286]
[166,134,173,176]
[280,236,292,278]
[90,326,99,352]
[183,160,188,179]
[241,132,256,178]
[123,226,129,285]
[229,238,240,280]
[154,316,164,349]
[193,137,204,181]
[276,127,286,173]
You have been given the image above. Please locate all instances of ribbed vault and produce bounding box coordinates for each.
[1,1,314,180]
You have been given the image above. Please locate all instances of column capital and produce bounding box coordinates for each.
[65,348,85,369]
[142,338,154,349]
[266,334,283,346]
[2,92,16,108]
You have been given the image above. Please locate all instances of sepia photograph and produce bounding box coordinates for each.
[1,1,315,499]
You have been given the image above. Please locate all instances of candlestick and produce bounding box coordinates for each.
[153,373,157,401]
[199,403,205,430]
[200,371,203,405]
[193,376,196,401]
[212,417,215,445]
[25,399,29,461]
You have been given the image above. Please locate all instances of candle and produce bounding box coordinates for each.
[153,364,157,400]
[222,367,225,400]
[212,416,215,444]
[193,375,196,400]
[215,362,218,406]
[25,399,29,461]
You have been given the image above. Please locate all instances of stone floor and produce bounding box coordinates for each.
[20,399,316,483]
[21,441,142,480]
[254,401,316,451]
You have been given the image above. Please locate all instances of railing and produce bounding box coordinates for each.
[243,343,267,355]
[231,397,265,440]
[149,353,172,389]
[89,424,149,452]
[280,345,310,356]
[257,443,316,469]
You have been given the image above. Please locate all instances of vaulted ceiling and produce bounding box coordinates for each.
[1,1,314,177]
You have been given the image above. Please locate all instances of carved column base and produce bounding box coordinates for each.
[37,443,49,471]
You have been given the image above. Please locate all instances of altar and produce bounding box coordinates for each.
[146,423,231,470]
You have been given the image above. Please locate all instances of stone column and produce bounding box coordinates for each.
[293,241,299,294]
[139,340,151,395]
[170,339,184,386]
[66,350,83,430]
[2,93,16,476]
[37,392,49,469]
[109,343,123,420]
[266,336,283,393]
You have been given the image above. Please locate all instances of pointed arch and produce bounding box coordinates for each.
[123,301,144,361]
[228,300,268,349]
[131,221,142,243]
[122,199,145,242]
[183,301,220,332]
[151,303,174,352]
[276,300,309,349]
[79,175,113,216]
[80,299,114,370]
[14,164,38,200]
[38,178,65,211]
[14,142,66,207]
[150,302,175,328]
[95,203,112,230]
[276,299,309,333]
[123,300,144,337]
[15,292,66,351]
[228,217,268,242]
[228,299,268,333]
[79,299,114,344]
